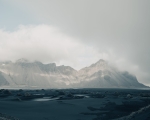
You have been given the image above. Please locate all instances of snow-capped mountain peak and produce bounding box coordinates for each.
[0,59,147,88]
[16,58,29,63]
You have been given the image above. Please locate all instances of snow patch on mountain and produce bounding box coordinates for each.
[0,59,147,88]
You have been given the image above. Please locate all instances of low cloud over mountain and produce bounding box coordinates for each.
[0,58,147,88]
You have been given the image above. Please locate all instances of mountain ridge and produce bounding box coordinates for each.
[0,58,148,88]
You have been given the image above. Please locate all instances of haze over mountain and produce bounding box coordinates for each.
[0,58,147,88]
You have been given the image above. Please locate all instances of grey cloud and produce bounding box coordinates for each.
[0,25,107,71]
[1,0,150,85]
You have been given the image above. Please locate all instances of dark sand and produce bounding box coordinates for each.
[0,88,150,120]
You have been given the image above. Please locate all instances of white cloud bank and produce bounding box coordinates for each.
[0,24,108,69]
[0,24,149,86]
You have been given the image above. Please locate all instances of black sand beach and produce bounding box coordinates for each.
[0,88,150,120]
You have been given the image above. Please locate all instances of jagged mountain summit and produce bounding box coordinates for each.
[0,58,147,88]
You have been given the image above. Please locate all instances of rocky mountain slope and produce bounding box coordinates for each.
[0,58,147,88]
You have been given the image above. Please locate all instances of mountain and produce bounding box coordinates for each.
[77,59,146,88]
[0,58,147,88]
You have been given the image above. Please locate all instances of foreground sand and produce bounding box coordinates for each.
[0,88,150,120]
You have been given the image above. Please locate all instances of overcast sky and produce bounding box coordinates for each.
[0,0,150,86]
